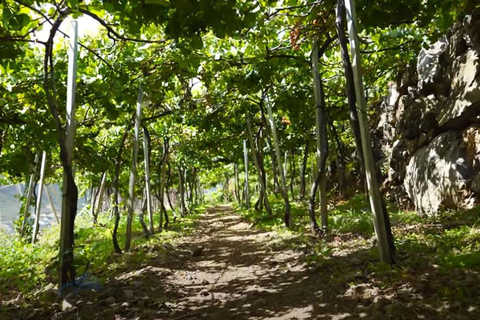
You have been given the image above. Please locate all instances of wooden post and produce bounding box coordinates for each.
[95,171,108,221]
[45,185,60,224]
[243,140,250,208]
[32,151,47,244]
[142,126,154,234]
[234,163,241,204]
[265,97,291,227]
[344,0,395,263]
[59,20,79,287]
[125,85,143,251]
[65,21,78,163]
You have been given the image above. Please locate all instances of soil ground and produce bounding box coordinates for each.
[2,205,480,319]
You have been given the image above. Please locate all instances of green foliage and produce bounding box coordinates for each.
[0,233,57,294]
[0,0,476,302]
[0,206,202,296]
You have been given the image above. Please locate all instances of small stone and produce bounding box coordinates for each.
[130,281,142,287]
[201,279,209,285]
[122,302,131,308]
[191,246,204,257]
[163,243,175,250]
[105,297,116,304]
[62,300,74,311]
[350,257,362,266]
[385,304,395,315]
[199,289,209,297]
[39,283,57,302]
[124,290,134,300]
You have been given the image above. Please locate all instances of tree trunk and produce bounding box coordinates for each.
[32,151,47,244]
[312,40,329,231]
[125,85,143,251]
[142,125,154,234]
[166,161,177,222]
[309,164,326,237]
[243,140,250,208]
[112,117,133,254]
[90,186,98,221]
[179,166,187,216]
[256,127,270,211]
[223,173,230,202]
[335,0,365,179]
[46,18,79,288]
[21,153,40,236]
[300,140,309,200]
[271,153,280,195]
[265,97,291,228]
[344,0,395,264]
[258,102,280,196]
[159,137,168,229]
[246,117,272,215]
[139,195,151,236]
[193,169,199,205]
[327,112,347,194]
[290,148,296,201]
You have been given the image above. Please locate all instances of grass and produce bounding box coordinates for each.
[235,193,480,272]
[0,205,205,298]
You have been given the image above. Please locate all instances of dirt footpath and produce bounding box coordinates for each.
[8,205,477,320]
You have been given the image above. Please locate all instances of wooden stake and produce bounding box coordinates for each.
[32,151,47,244]
[45,185,60,224]
[125,85,143,251]
[344,0,395,263]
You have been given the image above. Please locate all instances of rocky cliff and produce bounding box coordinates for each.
[376,9,480,216]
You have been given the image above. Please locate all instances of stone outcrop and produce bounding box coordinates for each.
[376,9,480,215]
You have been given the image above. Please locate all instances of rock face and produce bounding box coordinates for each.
[404,131,472,215]
[376,9,480,215]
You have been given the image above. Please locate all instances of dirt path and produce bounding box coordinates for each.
[157,205,317,320]
[9,205,476,320]
[54,205,337,320]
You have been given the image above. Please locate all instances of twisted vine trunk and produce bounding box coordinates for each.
[142,125,154,234]
[42,11,79,287]
[112,116,134,254]
[335,0,365,180]
[125,86,143,251]
[311,40,330,232]
[246,117,272,216]
[158,137,169,229]
[300,140,309,200]
[166,161,177,222]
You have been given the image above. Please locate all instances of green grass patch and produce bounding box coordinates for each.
[0,206,205,297]
[234,194,480,275]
